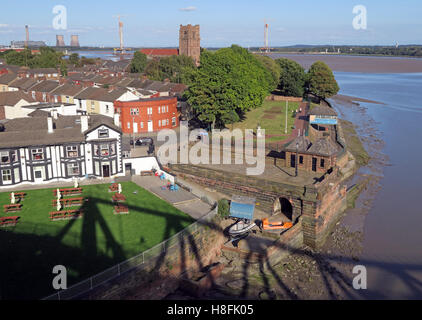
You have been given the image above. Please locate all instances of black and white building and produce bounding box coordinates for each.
[0,113,123,187]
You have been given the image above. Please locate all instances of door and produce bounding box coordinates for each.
[148,120,153,132]
[133,122,138,134]
[102,165,110,178]
[312,157,317,172]
[290,154,296,168]
[33,167,44,182]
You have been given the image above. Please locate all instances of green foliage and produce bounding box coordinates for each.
[68,53,80,65]
[307,61,339,98]
[218,199,230,218]
[0,47,64,69]
[184,45,273,128]
[275,58,306,97]
[255,54,281,90]
[144,55,196,83]
[130,51,148,73]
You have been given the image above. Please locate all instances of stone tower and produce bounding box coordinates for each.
[179,24,200,66]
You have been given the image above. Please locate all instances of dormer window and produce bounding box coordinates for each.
[98,129,109,138]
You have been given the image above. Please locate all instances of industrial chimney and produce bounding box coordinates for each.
[56,35,65,47]
[70,35,80,47]
[25,25,29,47]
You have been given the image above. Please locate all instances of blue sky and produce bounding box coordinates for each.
[0,0,421,47]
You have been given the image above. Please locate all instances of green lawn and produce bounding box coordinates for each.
[0,182,195,300]
[232,100,300,142]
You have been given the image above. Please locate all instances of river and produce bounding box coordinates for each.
[332,72,422,299]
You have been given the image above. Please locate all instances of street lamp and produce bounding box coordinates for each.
[295,142,299,177]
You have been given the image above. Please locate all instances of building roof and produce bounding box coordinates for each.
[0,91,35,106]
[307,138,340,156]
[0,72,18,85]
[309,105,338,117]
[8,77,38,90]
[50,83,84,96]
[74,86,129,102]
[230,195,256,220]
[24,68,58,75]
[140,48,179,56]
[0,114,120,148]
[29,80,61,93]
[285,135,311,153]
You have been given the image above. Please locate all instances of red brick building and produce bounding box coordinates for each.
[114,96,179,134]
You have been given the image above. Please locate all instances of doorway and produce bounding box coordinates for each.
[102,164,110,178]
[276,197,293,221]
[312,157,317,172]
[148,120,153,132]
[290,154,296,168]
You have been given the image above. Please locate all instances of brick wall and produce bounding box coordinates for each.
[0,106,5,120]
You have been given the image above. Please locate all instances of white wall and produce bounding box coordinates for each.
[122,156,175,184]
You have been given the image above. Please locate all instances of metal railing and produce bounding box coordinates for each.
[43,205,218,300]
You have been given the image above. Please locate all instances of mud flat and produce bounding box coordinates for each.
[269,53,422,73]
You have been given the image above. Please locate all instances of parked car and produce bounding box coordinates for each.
[130,137,154,146]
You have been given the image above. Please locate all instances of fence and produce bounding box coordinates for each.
[43,205,218,300]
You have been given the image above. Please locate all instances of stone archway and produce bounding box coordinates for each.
[273,197,294,221]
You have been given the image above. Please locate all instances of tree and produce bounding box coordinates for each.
[255,54,281,91]
[143,55,196,83]
[307,61,339,98]
[130,51,148,73]
[184,45,273,128]
[275,58,306,97]
[68,53,79,66]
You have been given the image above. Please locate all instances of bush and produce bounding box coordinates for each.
[217,199,230,218]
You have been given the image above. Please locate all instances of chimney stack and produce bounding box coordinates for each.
[56,35,65,47]
[47,116,54,133]
[70,35,80,47]
[80,115,88,133]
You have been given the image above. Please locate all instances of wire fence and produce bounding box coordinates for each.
[43,205,218,300]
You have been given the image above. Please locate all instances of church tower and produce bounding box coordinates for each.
[179,24,201,66]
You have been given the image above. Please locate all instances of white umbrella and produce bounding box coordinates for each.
[118,183,122,194]
[57,188,61,200]
[10,192,15,204]
[74,179,78,188]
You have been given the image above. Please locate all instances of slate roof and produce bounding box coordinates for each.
[307,138,340,156]
[0,91,35,106]
[8,77,38,90]
[140,49,179,56]
[309,105,338,117]
[50,83,84,96]
[285,136,311,153]
[0,72,18,85]
[74,86,129,102]
[0,114,120,148]
[29,80,61,93]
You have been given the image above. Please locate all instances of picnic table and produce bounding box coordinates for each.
[10,192,26,200]
[3,204,22,213]
[114,203,129,215]
[112,193,126,203]
[52,197,84,208]
[0,216,20,227]
[53,188,83,196]
[50,210,83,221]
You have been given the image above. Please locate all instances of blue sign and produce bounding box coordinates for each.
[310,117,338,125]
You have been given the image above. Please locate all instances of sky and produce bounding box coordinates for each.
[0,0,421,48]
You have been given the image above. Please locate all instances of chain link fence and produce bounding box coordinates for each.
[43,205,218,300]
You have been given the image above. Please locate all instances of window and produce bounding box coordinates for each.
[110,144,116,155]
[42,93,46,101]
[299,156,304,164]
[127,122,130,129]
[31,148,44,160]
[100,144,110,156]
[166,105,168,112]
[2,169,12,182]
[166,119,169,125]
[66,146,78,158]
[66,96,70,103]
[158,120,161,127]
[106,105,110,113]
[11,151,17,163]
[147,107,152,115]
[162,106,165,113]
[140,122,144,129]
[32,91,35,99]
[130,108,139,116]
[91,101,95,111]
[98,129,109,138]
[320,159,325,168]
[67,163,80,176]
[158,106,160,114]
[0,151,10,164]
[172,117,176,127]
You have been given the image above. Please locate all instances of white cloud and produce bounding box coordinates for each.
[179,6,197,12]
[0,24,9,28]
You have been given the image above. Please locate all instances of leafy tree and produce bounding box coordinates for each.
[143,59,162,80]
[275,58,306,97]
[255,54,281,91]
[130,51,148,73]
[307,61,339,98]
[218,199,230,218]
[143,55,196,83]
[184,45,273,128]
[68,53,80,66]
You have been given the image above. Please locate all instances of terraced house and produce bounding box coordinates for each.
[0,114,123,187]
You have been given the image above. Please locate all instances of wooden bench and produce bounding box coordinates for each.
[53,188,83,197]
[49,210,83,221]
[10,192,26,201]
[114,203,129,215]
[112,193,126,203]
[109,183,118,192]
[3,204,22,213]
[52,197,84,208]
[0,216,20,227]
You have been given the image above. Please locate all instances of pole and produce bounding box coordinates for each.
[285,101,288,134]
[295,142,299,177]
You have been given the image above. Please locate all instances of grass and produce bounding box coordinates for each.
[0,182,195,300]
[339,119,370,167]
[232,100,299,142]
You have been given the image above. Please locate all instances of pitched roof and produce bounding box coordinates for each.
[8,77,38,90]
[140,48,179,56]
[74,86,129,102]
[307,138,340,156]
[29,80,61,93]
[285,136,311,153]
[50,83,84,96]
[0,114,120,148]
[309,105,338,117]
[0,91,35,106]
[0,72,18,85]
